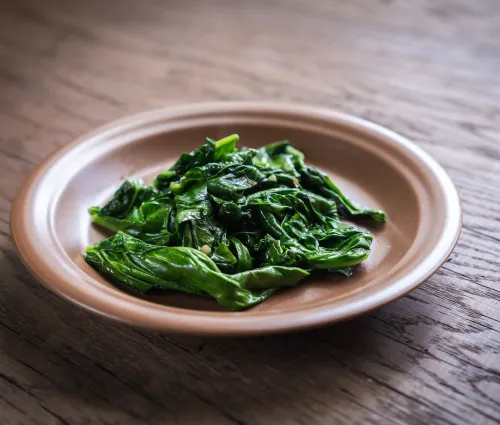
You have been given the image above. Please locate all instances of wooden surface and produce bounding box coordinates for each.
[1,0,499,424]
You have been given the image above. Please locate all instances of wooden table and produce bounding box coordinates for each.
[1,0,499,424]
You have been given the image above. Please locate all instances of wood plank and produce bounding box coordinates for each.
[0,0,499,423]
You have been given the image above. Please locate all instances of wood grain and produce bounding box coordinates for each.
[1,0,499,424]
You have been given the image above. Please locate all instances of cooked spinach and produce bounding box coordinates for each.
[85,135,386,310]
[85,232,308,310]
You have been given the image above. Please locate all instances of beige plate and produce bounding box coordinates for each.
[10,102,462,336]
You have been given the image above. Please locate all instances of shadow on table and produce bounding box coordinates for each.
[1,249,429,424]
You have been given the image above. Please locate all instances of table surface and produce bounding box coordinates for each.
[1,0,499,424]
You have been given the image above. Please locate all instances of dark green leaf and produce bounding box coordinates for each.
[229,236,253,273]
[90,180,158,219]
[90,198,175,245]
[85,232,308,310]
[86,136,386,310]
[301,166,387,223]
[211,242,238,273]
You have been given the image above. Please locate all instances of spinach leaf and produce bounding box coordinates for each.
[253,140,305,178]
[211,242,238,273]
[212,134,240,161]
[85,232,308,310]
[89,180,158,219]
[305,233,372,269]
[153,134,239,191]
[255,141,386,222]
[207,165,266,198]
[300,166,387,223]
[90,198,175,245]
[86,135,386,310]
[89,182,174,245]
[229,236,253,273]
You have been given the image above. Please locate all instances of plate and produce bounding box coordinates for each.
[10,102,462,335]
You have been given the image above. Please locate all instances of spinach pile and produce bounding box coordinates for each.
[84,135,386,310]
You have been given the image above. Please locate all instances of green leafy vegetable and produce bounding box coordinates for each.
[90,179,159,219]
[85,232,308,310]
[85,134,386,310]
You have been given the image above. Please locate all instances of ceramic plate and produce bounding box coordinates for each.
[10,102,462,335]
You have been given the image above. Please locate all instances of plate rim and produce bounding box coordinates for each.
[10,101,462,335]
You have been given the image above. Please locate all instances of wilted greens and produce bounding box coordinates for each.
[84,134,386,310]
